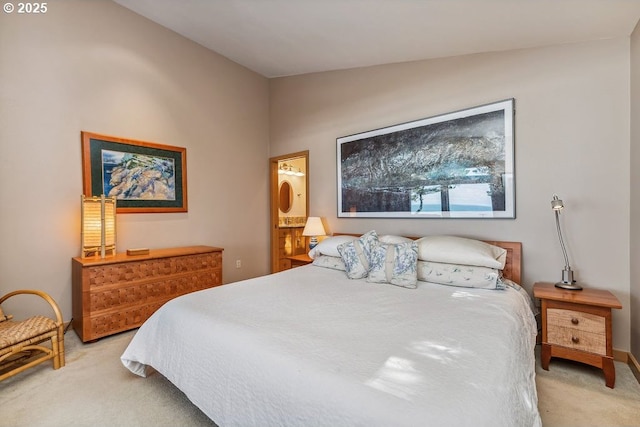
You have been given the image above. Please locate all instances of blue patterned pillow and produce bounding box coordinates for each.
[337,230,379,279]
[367,241,418,288]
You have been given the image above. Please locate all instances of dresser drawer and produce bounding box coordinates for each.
[87,270,222,312]
[278,258,292,271]
[547,324,607,354]
[547,308,605,332]
[547,308,606,354]
[83,252,221,288]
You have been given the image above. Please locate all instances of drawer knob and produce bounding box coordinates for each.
[571,318,579,325]
[571,336,580,344]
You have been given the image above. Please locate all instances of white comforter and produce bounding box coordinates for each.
[121,265,541,427]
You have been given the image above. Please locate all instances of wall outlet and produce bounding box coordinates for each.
[236,259,242,269]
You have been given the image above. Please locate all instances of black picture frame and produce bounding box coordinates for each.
[81,131,188,213]
[337,99,515,218]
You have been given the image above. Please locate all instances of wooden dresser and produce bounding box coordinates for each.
[533,281,621,388]
[72,245,223,342]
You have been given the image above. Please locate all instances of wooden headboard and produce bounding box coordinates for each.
[333,234,522,284]
[484,241,522,284]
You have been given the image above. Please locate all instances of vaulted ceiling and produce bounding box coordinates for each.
[114,0,640,78]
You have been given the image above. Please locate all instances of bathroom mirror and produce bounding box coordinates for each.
[279,181,293,213]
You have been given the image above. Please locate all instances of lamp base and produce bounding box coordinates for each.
[555,281,583,291]
[308,236,318,250]
[554,267,582,290]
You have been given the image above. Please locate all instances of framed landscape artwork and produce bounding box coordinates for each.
[337,99,515,218]
[81,131,187,213]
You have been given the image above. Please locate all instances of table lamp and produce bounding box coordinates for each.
[302,217,325,250]
[551,195,581,290]
[82,194,117,258]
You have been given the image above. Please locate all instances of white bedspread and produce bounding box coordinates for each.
[121,265,541,427]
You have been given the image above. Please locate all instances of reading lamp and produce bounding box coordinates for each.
[302,217,326,250]
[81,194,117,258]
[551,195,582,290]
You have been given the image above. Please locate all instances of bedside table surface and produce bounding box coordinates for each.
[287,254,312,263]
[533,282,621,309]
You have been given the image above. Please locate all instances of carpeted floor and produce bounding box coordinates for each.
[534,347,640,426]
[2,329,639,426]
[1,330,216,427]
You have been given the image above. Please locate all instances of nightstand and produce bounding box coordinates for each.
[533,282,622,388]
[287,254,312,268]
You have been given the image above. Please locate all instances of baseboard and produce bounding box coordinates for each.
[613,348,628,363]
[63,320,73,334]
[629,352,640,384]
[613,348,640,385]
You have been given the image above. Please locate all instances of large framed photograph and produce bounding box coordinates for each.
[81,131,187,213]
[337,99,515,218]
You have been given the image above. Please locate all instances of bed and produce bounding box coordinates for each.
[121,233,541,427]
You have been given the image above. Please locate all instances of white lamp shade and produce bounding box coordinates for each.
[302,217,325,237]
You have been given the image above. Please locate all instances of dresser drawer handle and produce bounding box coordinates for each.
[571,336,580,344]
[571,318,579,325]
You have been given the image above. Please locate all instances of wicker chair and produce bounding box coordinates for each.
[0,290,65,381]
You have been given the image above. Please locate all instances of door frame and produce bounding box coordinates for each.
[269,151,309,273]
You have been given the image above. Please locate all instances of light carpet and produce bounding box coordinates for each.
[534,347,640,426]
[2,329,639,426]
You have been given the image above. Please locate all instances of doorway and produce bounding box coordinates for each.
[269,151,309,273]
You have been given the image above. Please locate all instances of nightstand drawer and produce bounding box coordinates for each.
[547,325,606,354]
[547,308,605,333]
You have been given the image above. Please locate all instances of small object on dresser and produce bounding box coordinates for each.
[126,248,150,256]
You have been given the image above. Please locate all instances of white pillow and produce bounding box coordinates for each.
[311,255,346,271]
[379,235,415,245]
[417,261,503,289]
[308,235,357,259]
[415,235,507,269]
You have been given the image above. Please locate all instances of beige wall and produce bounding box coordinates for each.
[270,39,632,351]
[0,1,270,319]
[631,22,640,361]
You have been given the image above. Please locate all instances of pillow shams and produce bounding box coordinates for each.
[379,235,415,245]
[417,261,503,289]
[415,235,507,269]
[337,230,379,279]
[311,255,346,271]
[308,235,357,259]
[367,241,418,288]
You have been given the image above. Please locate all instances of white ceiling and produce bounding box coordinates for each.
[113,0,640,78]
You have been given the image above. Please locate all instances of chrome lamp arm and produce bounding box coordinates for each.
[551,195,582,290]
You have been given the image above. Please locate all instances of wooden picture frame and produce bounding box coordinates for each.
[337,99,515,219]
[81,131,187,213]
